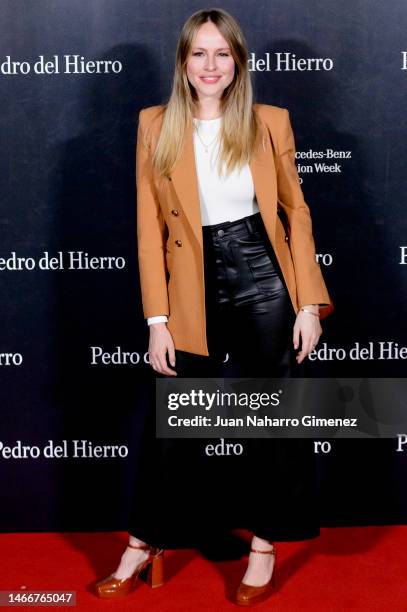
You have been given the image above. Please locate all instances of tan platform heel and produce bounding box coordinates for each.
[94,542,165,598]
[233,545,276,606]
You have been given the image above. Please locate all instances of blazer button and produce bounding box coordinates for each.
[284,235,289,242]
[175,240,182,247]
[171,209,179,216]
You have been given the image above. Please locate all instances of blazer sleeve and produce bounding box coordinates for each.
[275,108,333,314]
[136,109,169,318]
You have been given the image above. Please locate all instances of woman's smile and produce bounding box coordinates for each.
[200,76,222,83]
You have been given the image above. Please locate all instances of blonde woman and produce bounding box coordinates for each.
[94,7,333,606]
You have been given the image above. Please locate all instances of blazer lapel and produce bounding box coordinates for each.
[170,120,203,247]
[249,107,278,245]
[170,105,278,249]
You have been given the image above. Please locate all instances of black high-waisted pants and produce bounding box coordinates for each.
[128,212,320,548]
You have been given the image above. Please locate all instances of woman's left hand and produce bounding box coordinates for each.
[293,305,322,364]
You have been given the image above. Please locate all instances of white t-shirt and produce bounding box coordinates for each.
[192,116,259,225]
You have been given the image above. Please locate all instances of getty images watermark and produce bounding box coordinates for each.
[155,378,407,438]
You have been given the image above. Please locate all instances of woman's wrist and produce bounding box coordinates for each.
[299,304,320,317]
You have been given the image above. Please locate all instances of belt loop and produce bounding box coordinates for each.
[244,215,254,235]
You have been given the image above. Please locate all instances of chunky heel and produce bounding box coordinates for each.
[94,542,165,598]
[140,548,165,588]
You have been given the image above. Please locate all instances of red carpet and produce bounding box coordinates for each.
[1,526,406,610]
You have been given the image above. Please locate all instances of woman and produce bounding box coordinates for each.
[94,7,333,606]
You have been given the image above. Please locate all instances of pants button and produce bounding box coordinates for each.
[217,229,225,237]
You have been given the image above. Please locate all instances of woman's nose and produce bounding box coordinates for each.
[204,56,217,70]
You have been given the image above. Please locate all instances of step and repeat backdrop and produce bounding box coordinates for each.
[1,0,406,533]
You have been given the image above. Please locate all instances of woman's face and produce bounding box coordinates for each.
[186,21,235,104]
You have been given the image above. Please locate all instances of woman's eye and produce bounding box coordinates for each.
[192,52,230,57]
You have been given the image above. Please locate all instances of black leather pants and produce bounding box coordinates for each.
[128,212,320,547]
[176,211,295,378]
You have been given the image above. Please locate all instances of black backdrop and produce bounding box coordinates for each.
[1,1,406,533]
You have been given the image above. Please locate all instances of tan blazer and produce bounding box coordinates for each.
[136,103,334,357]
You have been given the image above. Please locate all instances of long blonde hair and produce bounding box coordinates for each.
[147,7,260,178]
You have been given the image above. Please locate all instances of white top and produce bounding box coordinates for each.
[147,115,259,325]
[192,116,259,225]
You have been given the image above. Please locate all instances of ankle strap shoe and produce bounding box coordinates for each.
[233,545,276,606]
[93,542,165,598]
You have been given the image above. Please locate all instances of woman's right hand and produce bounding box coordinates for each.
[148,323,177,376]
